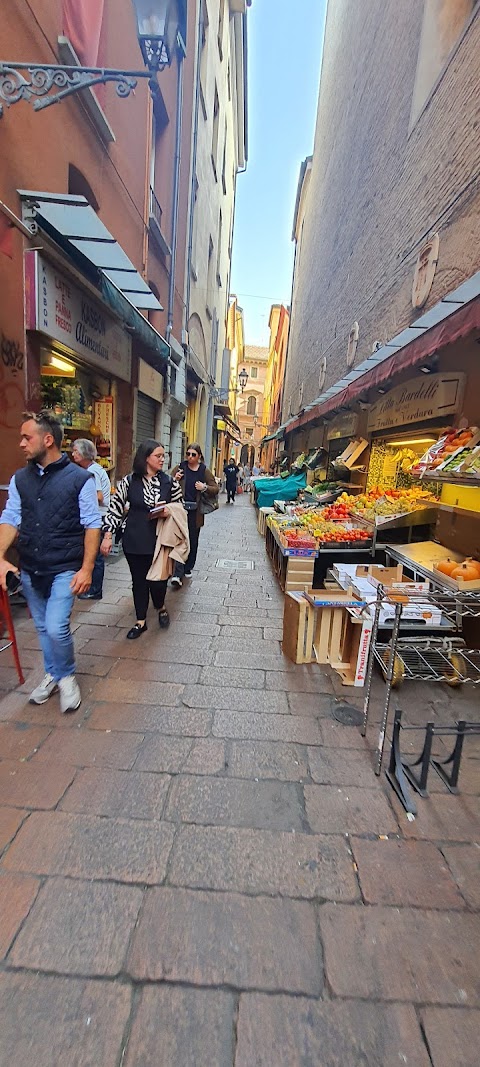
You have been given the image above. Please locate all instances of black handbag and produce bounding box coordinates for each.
[199,491,219,516]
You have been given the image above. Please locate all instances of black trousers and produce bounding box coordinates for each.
[226,485,236,502]
[124,552,167,620]
[174,511,200,577]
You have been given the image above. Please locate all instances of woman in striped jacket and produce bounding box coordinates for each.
[101,440,183,639]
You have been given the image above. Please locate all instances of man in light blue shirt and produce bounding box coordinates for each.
[0,411,101,713]
[72,439,111,600]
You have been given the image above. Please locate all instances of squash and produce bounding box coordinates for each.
[462,557,480,578]
[451,561,480,583]
[436,558,458,577]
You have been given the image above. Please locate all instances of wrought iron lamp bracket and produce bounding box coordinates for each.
[0,62,154,116]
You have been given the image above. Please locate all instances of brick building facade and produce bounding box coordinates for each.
[283,0,480,419]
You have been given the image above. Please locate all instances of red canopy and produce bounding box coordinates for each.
[286,296,480,435]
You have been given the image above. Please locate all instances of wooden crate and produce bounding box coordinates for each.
[283,589,372,684]
[282,592,316,663]
[257,507,275,536]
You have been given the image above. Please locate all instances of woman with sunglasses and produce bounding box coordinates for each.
[170,443,218,587]
[100,440,183,638]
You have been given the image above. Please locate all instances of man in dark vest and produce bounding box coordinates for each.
[0,411,102,713]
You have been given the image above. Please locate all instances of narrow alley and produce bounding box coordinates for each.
[0,493,478,1065]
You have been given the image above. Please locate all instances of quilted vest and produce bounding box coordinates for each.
[15,454,92,574]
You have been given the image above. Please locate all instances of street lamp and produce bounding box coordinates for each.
[0,0,184,116]
[134,0,183,70]
[238,367,249,393]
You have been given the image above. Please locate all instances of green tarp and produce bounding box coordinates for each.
[253,471,307,509]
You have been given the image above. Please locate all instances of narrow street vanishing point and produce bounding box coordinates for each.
[0,495,479,1066]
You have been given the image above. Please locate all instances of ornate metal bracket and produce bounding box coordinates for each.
[0,62,154,116]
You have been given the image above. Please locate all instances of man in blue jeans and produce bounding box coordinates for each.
[0,411,101,713]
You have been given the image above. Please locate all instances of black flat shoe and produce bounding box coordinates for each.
[158,610,170,629]
[126,622,148,639]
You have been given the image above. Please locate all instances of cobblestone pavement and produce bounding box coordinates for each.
[0,494,479,1066]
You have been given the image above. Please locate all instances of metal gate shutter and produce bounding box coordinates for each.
[136,391,157,444]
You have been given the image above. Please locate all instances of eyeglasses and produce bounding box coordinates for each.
[186,451,198,457]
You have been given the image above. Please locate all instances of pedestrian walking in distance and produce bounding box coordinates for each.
[0,411,102,713]
[101,440,183,638]
[224,456,239,504]
[72,438,111,600]
[170,443,219,588]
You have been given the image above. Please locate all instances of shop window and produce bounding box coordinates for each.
[206,235,215,319]
[218,0,225,58]
[212,84,220,180]
[199,0,209,120]
[250,366,258,379]
[68,165,99,211]
[410,0,478,127]
[247,395,256,416]
[216,209,223,286]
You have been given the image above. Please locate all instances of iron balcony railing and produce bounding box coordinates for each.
[149,186,163,230]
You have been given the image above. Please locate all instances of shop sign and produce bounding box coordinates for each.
[93,397,114,466]
[327,411,359,441]
[367,372,465,433]
[26,251,131,383]
[138,358,163,402]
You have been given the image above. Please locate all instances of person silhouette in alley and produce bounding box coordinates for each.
[0,411,102,712]
[72,438,111,600]
[224,456,239,504]
[170,443,219,586]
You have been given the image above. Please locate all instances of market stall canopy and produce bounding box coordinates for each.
[19,192,162,311]
[253,471,307,509]
[283,274,480,437]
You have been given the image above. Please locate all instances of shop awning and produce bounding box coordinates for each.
[19,191,163,312]
[214,411,241,438]
[284,277,480,436]
[101,276,169,364]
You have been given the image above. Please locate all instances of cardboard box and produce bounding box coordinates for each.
[334,438,368,471]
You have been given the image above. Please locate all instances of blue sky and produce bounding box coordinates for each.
[231,0,327,346]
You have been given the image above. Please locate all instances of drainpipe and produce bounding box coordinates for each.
[184,0,204,334]
[166,37,185,346]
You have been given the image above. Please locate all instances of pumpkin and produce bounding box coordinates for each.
[436,558,458,577]
[451,561,480,583]
[462,557,480,578]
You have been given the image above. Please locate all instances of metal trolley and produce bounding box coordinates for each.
[361,585,480,775]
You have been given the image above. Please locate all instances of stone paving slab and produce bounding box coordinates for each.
[2,810,175,884]
[91,678,184,706]
[123,987,235,1067]
[235,994,432,1067]
[441,844,480,908]
[0,806,26,853]
[9,877,143,976]
[166,774,307,831]
[0,871,40,958]
[59,768,171,820]
[305,783,399,835]
[169,824,359,900]
[351,837,466,908]
[213,710,323,744]
[392,793,480,843]
[87,702,212,735]
[0,972,131,1067]
[421,1007,480,1067]
[32,727,145,770]
[0,759,75,810]
[127,886,322,994]
[307,745,377,786]
[0,722,51,760]
[319,902,480,1004]
[107,659,202,684]
[182,686,289,713]
[227,739,309,781]
[200,665,266,688]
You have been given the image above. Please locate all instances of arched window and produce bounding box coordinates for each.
[246,395,256,416]
[68,165,99,211]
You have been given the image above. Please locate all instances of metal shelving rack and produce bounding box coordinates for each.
[361,585,480,775]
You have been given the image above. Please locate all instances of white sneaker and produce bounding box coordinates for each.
[29,673,58,705]
[58,675,81,714]
[184,571,193,579]
[170,576,183,589]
